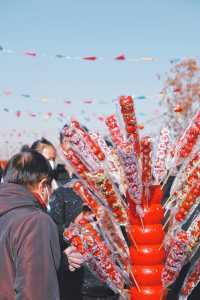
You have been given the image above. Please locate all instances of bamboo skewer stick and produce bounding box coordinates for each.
[130,270,141,292]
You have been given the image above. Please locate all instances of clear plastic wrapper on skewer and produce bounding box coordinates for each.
[85,168,128,225]
[91,132,127,195]
[117,142,143,217]
[163,213,200,289]
[71,120,106,161]
[61,121,101,171]
[174,183,200,224]
[161,111,200,189]
[162,230,189,287]
[173,111,200,163]
[170,150,200,196]
[186,214,200,259]
[63,216,130,299]
[59,128,128,224]
[96,207,130,271]
[72,180,101,214]
[153,127,171,184]
[119,95,140,155]
[141,136,153,203]
[105,114,125,147]
[179,257,200,300]
[67,180,130,290]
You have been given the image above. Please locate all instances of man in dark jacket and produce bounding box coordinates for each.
[0,150,61,300]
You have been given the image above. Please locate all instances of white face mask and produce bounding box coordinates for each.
[49,160,56,170]
[40,185,51,208]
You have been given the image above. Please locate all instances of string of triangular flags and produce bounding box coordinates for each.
[0,88,163,104]
[0,45,182,64]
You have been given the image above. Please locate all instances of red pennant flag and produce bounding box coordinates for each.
[24,51,37,57]
[83,56,97,61]
[16,111,21,118]
[83,100,93,104]
[115,54,126,60]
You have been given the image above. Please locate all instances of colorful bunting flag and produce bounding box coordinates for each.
[24,51,37,57]
[115,54,126,60]
[55,54,66,58]
[83,100,93,104]
[16,111,21,118]
[135,96,146,100]
[83,56,97,61]
[21,94,31,98]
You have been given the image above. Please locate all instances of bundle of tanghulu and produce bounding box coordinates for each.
[60,95,200,299]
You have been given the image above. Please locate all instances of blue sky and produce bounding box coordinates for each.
[0,0,200,156]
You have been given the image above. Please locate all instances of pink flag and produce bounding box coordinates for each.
[24,51,37,57]
[64,100,71,104]
[16,111,21,118]
[83,56,97,61]
[83,100,93,104]
[115,54,126,60]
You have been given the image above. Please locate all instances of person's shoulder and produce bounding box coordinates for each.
[31,210,57,229]
[13,208,57,233]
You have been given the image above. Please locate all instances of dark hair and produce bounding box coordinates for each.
[3,150,53,188]
[21,144,30,152]
[31,137,55,154]
[54,164,69,183]
[0,167,3,182]
[60,124,69,144]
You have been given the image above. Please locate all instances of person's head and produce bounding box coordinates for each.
[31,138,57,169]
[3,150,53,206]
[59,124,70,153]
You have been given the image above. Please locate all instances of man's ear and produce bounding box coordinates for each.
[37,178,47,194]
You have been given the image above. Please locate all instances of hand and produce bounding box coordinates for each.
[64,246,84,272]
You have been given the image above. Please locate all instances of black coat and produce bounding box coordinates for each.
[50,186,83,300]
[0,183,61,300]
